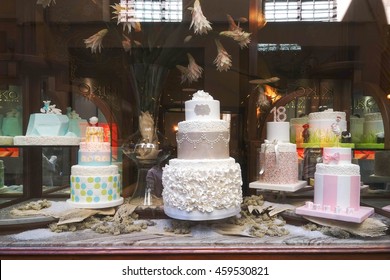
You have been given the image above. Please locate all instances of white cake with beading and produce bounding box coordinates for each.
[162,90,242,220]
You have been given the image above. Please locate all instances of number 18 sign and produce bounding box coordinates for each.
[270,106,287,122]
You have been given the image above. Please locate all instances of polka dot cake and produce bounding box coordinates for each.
[67,117,123,208]
[69,173,121,205]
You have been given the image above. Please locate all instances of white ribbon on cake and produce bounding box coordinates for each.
[260,139,280,175]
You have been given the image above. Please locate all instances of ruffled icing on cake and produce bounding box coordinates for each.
[162,158,242,213]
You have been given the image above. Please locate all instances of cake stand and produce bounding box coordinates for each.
[67,197,124,209]
[164,205,241,221]
[295,204,374,223]
[383,205,390,212]
[249,180,307,192]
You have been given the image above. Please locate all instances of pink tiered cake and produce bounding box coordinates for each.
[296,147,374,223]
[249,121,307,192]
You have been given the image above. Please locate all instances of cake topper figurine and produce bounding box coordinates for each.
[318,105,328,112]
[341,131,352,143]
[331,115,342,143]
[302,123,310,143]
[88,116,99,126]
[40,101,62,115]
[376,131,385,143]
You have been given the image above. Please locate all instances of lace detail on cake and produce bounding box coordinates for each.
[309,110,346,120]
[315,163,360,176]
[178,120,229,132]
[177,131,229,149]
[364,112,383,121]
[80,142,111,152]
[71,165,118,176]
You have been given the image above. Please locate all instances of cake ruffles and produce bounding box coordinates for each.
[162,158,242,213]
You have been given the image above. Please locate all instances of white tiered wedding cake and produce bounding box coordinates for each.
[162,90,242,221]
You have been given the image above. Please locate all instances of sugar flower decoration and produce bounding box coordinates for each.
[189,0,212,35]
[176,53,203,84]
[36,0,56,8]
[111,3,141,33]
[220,14,251,49]
[84,29,108,54]
[213,39,232,72]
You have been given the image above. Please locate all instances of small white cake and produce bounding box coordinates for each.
[307,109,347,145]
[350,115,364,143]
[267,121,290,142]
[362,112,384,143]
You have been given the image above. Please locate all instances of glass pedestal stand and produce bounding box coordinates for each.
[131,158,158,206]
[123,137,170,206]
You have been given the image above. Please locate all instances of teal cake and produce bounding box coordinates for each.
[13,101,81,146]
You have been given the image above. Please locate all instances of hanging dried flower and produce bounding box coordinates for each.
[187,53,203,82]
[176,65,190,84]
[176,53,203,84]
[220,14,251,48]
[220,30,251,48]
[111,3,124,21]
[111,3,141,33]
[84,29,108,54]
[189,0,212,35]
[36,0,56,8]
[213,39,232,72]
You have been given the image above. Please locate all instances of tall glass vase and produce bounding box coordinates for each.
[122,64,171,205]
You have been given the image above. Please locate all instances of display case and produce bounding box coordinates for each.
[1,0,390,259]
